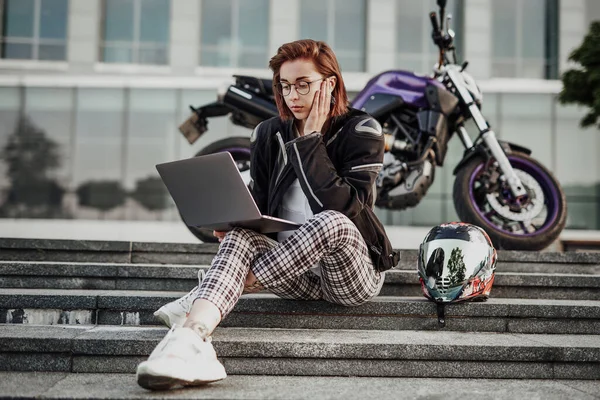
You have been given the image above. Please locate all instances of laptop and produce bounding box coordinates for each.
[156,152,301,234]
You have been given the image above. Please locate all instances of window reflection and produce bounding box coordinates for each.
[300,0,327,40]
[0,88,21,196]
[0,87,71,218]
[125,89,177,189]
[500,94,553,167]
[103,0,135,42]
[238,0,269,68]
[0,86,597,228]
[556,102,600,229]
[73,89,126,219]
[39,0,69,39]
[101,0,170,65]
[492,0,554,79]
[23,88,73,185]
[200,0,269,68]
[73,89,124,187]
[299,0,366,72]
[1,0,68,60]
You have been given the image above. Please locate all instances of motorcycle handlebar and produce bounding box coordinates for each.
[429,12,440,35]
[429,11,445,67]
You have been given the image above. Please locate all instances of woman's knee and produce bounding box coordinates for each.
[223,227,257,243]
[312,210,359,247]
[313,210,354,230]
[218,228,275,264]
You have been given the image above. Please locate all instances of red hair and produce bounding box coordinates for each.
[268,39,349,121]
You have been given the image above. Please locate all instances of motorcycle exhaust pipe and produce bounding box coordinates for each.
[384,135,409,152]
[223,86,278,120]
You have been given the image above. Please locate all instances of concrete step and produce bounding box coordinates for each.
[1,372,599,399]
[2,238,600,274]
[1,289,599,334]
[1,325,599,379]
[2,261,599,300]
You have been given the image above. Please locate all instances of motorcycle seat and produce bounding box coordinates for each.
[234,75,274,99]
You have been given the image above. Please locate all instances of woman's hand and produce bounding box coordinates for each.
[243,270,264,293]
[213,231,227,242]
[303,79,332,136]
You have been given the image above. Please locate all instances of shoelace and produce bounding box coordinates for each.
[176,270,206,308]
[177,288,197,308]
[156,326,211,357]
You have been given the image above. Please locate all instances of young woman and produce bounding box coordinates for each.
[136,39,398,391]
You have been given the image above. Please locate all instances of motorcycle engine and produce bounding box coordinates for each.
[376,155,435,210]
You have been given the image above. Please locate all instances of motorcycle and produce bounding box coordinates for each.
[177,0,567,250]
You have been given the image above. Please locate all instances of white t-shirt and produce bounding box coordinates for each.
[277,179,322,276]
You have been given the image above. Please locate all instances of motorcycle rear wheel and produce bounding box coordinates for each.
[453,151,567,250]
[184,137,252,243]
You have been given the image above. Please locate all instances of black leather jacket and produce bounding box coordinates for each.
[249,108,399,272]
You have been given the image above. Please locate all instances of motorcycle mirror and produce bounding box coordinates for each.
[437,0,447,9]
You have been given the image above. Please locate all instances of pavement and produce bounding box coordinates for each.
[0,373,599,400]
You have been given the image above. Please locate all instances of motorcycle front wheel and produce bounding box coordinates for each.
[184,137,252,243]
[453,151,567,250]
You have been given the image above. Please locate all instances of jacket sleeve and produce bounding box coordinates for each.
[249,121,270,214]
[285,116,384,219]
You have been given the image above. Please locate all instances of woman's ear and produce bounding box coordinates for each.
[329,76,337,92]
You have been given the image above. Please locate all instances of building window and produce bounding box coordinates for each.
[299,0,366,73]
[100,0,170,65]
[492,0,559,79]
[0,0,68,61]
[395,0,463,74]
[200,0,269,68]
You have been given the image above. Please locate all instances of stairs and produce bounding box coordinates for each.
[0,238,599,398]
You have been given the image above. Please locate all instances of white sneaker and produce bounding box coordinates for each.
[154,270,205,328]
[136,326,227,390]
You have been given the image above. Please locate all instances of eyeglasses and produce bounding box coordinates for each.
[275,77,327,96]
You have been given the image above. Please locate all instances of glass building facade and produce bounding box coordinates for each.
[0,0,599,230]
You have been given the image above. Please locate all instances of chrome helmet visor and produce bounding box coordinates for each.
[418,238,495,302]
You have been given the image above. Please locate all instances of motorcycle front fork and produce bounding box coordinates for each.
[460,111,528,198]
[446,65,527,199]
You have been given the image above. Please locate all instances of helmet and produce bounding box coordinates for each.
[418,222,497,303]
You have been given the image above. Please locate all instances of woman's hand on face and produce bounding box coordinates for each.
[303,79,332,136]
[213,230,227,242]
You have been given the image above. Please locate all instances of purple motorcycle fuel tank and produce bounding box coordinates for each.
[351,70,445,111]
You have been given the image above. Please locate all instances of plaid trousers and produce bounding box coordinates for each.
[196,210,383,318]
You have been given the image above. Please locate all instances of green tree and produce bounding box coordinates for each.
[0,115,66,218]
[447,247,466,286]
[76,180,126,218]
[559,21,600,129]
[130,176,170,218]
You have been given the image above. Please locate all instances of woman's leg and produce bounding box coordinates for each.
[167,210,382,333]
[252,210,382,306]
[316,212,382,306]
[184,227,323,335]
[137,211,381,390]
[185,208,381,332]
[137,228,282,390]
